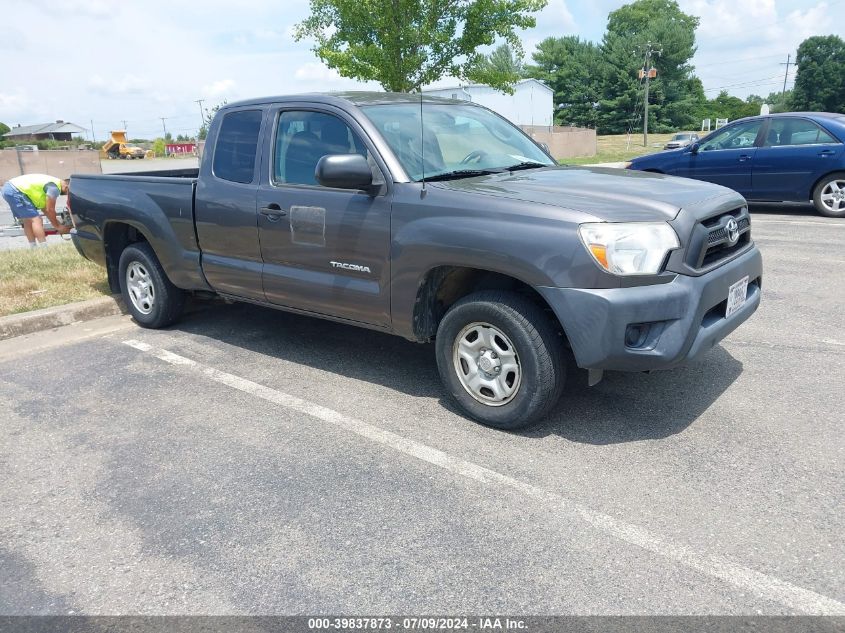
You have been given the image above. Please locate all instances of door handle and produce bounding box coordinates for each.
[260,204,287,222]
[738,154,752,162]
[818,150,835,157]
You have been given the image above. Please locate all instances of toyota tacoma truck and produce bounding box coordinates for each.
[68,93,762,429]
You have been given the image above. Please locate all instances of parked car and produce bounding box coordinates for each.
[627,112,845,217]
[68,93,762,429]
[664,132,699,149]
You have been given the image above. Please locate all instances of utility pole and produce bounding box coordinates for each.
[160,117,169,139]
[90,120,97,144]
[194,99,205,141]
[780,53,794,98]
[640,42,660,147]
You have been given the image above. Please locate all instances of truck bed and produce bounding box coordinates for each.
[69,171,208,294]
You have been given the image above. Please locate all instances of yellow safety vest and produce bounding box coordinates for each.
[9,174,63,210]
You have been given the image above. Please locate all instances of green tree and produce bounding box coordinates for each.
[471,43,524,89]
[294,0,546,92]
[199,100,228,140]
[598,0,701,134]
[765,89,793,113]
[791,35,845,113]
[525,36,603,128]
[704,90,759,121]
[151,138,166,157]
[0,122,9,137]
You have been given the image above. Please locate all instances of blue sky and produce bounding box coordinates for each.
[2,0,841,139]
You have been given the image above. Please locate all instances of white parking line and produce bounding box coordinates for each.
[123,338,845,615]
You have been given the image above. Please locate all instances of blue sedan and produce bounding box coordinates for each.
[627,112,845,217]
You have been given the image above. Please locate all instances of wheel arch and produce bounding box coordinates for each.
[102,220,153,293]
[809,169,845,201]
[411,265,566,344]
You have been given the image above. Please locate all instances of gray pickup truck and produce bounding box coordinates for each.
[69,93,762,429]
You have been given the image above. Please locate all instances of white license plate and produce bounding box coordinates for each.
[726,276,749,318]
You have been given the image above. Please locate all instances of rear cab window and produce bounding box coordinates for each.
[213,110,263,183]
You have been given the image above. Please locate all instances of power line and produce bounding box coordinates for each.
[702,73,785,92]
[694,53,784,70]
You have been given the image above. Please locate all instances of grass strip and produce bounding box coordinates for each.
[0,243,109,317]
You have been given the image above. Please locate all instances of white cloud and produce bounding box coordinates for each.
[294,62,343,82]
[0,90,30,114]
[87,74,151,96]
[203,79,237,98]
[523,0,577,58]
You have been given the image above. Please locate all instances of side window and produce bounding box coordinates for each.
[273,111,371,186]
[765,118,837,146]
[212,110,262,184]
[700,121,762,151]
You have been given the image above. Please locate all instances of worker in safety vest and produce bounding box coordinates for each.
[1,174,70,247]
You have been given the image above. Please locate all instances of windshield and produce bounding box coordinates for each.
[672,134,690,140]
[360,102,555,181]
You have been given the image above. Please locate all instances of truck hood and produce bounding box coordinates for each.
[432,166,738,222]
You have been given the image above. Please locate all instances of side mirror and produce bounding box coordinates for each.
[540,142,551,154]
[315,154,373,190]
[688,142,700,154]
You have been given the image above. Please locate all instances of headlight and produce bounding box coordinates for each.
[578,222,679,276]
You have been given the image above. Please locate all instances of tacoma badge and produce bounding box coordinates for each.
[330,261,372,273]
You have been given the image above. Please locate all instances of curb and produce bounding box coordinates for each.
[0,295,127,341]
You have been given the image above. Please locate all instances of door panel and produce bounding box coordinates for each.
[678,120,763,195]
[679,148,756,194]
[195,108,266,301]
[256,108,392,327]
[752,117,845,201]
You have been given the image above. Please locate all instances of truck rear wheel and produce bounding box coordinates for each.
[118,242,185,328]
[435,290,565,430]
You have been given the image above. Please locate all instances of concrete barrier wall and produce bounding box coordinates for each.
[520,125,597,159]
[0,149,102,184]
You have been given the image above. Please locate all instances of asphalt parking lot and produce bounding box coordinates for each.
[0,205,843,616]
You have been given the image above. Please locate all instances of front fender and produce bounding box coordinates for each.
[389,203,614,340]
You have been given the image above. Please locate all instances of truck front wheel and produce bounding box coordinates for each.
[118,242,185,328]
[435,291,565,430]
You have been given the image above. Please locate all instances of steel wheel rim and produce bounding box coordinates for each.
[452,322,522,407]
[126,261,155,315]
[820,179,845,213]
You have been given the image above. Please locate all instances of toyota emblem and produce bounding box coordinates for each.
[726,218,739,245]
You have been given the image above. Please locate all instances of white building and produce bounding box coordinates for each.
[423,79,554,127]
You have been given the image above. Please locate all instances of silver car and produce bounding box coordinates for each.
[664,132,700,150]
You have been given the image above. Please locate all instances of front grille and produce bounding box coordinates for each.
[707,217,750,244]
[686,207,752,271]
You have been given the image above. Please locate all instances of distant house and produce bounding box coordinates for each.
[423,79,554,127]
[3,120,87,142]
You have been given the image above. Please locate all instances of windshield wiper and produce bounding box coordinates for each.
[423,169,504,182]
[504,161,549,172]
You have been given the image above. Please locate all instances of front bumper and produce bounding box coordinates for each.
[538,246,762,372]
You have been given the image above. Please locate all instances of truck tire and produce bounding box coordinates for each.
[435,290,565,430]
[813,172,845,218]
[118,242,185,328]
